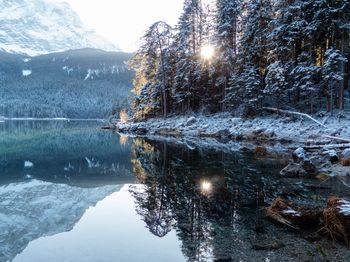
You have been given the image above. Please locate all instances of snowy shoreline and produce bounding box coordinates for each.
[116,112,350,145]
[115,113,350,177]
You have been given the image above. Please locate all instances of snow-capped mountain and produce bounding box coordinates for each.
[0,0,120,56]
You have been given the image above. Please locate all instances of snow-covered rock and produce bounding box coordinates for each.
[0,0,120,56]
[186,117,197,126]
[342,148,350,159]
[293,148,308,162]
[323,150,339,163]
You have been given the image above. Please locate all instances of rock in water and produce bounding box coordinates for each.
[280,163,307,177]
[302,160,317,175]
[323,150,339,164]
[293,147,308,162]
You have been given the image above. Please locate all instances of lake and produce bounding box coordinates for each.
[1,120,349,262]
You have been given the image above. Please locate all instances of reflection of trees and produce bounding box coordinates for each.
[130,140,176,238]
[130,138,283,261]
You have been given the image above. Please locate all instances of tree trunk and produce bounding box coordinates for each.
[339,37,346,110]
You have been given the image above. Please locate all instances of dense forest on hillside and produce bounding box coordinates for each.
[129,0,350,120]
[0,49,133,118]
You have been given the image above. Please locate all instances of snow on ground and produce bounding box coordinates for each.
[115,112,350,178]
[338,199,350,216]
[84,69,100,80]
[117,112,350,145]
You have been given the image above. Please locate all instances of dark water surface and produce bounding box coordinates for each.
[0,121,349,262]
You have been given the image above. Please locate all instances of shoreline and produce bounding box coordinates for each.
[1,118,105,122]
[115,113,350,177]
[115,112,349,144]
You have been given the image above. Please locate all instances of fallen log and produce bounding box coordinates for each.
[266,198,300,229]
[263,107,327,128]
[324,135,350,143]
[303,143,350,150]
[266,197,321,230]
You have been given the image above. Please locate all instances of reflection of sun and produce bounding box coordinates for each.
[201,180,212,194]
[119,135,128,145]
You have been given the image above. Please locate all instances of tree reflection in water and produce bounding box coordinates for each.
[130,138,285,261]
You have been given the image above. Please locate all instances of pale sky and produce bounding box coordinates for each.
[63,0,185,52]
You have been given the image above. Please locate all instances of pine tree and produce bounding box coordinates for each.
[228,0,271,114]
[322,48,348,114]
[290,52,320,113]
[215,0,240,110]
[128,0,350,120]
[266,0,309,107]
[173,0,204,113]
[129,21,173,119]
[307,0,350,110]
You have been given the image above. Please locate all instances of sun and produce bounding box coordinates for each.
[201,45,215,60]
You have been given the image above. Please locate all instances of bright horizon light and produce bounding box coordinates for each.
[63,0,185,52]
[201,45,215,60]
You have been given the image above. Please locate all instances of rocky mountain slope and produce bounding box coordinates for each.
[0,0,119,56]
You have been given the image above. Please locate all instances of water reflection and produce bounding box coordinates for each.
[0,180,122,262]
[0,120,134,186]
[200,180,212,195]
[0,121,136,261]
[128,138,350,261]
[1,121,349,261]
[129,138,287,261]
[14,186,185,262]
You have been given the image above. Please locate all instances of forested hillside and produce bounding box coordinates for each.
[130,0,350,120]
[0,49,133,118]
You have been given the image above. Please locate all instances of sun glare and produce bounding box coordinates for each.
[201,180,212,194]
[201,45,215,60]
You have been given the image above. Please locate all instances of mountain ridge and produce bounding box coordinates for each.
[0,0,120,56]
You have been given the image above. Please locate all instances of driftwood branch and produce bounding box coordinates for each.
[324,135,350,143]
[303,143,350,150]
[263,107,327,128]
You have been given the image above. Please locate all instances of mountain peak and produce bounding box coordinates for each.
[0,0,120,56]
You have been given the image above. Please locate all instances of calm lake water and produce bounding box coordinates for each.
[0,121,349,262]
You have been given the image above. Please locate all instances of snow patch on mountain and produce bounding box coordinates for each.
[22,70,32,77]
[0,0,120,56]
